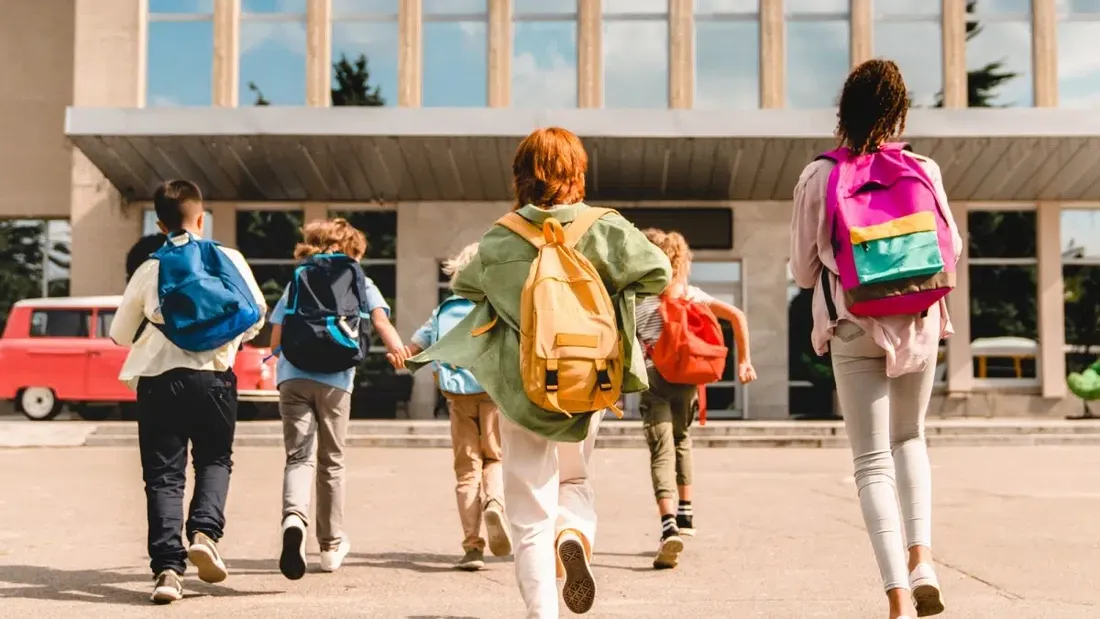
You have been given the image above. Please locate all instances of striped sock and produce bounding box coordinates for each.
[677,501,694,529]
[660,514,678,540]
[677,501,693,517]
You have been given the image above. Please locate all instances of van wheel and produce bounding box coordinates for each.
[19,387,62,421]
[76,405,113,421]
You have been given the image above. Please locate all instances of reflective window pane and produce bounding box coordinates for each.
[1059,0,1100,11]
[147,21,214,106]
[239,21,307,105]
[696,0,757,12]
[236,211,303,259]
[876,0,942,16]
[965,22,1032,107]
[786,0,847,13]
[616,207,733,249]
[149,0,212,12]
[243,0,306,12]
[515,0,575,14]
[513,21,578,108]
[1061,210,1100,260]
[332,21,399,106]
[1064,264,1100,372]
[969,264,1038,379]
[1058,22,1100,108]
[787,20,849,108]
[604,0,667,14]
[695,21,759,108]
[423,0,486,14]
[333,0,398,13]
[874,21,943,107]
[423,21,488,107]
[968,0,1031,13]
[330,210,397,260]
[968,210,1037,258]
[604,21,668,108]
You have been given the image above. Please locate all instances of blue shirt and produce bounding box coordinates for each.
[270,279,390,393]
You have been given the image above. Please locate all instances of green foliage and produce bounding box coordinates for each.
[248,82,270,106]
[331,54,386,107]
[0,221,70,331]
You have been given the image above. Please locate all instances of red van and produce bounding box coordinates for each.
[0,296,277,421]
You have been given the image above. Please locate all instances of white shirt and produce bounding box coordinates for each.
[109,233,267,388]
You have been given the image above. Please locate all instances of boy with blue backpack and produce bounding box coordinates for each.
[110,180,267,605]
[404,243,512,571]
[269,217,408,580]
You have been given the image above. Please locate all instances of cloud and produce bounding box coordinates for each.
[149,94,183,107]
[512,41,576,108]
[239,21,307,56]
[602,20,669,108]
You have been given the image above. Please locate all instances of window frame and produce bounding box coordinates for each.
[29,309,93,339]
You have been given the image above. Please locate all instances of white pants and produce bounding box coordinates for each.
[831,321,936,592]
[500,410,603,619]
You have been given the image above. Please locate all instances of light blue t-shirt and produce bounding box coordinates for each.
[270,279,390,393]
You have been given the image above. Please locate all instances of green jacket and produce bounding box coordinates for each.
[408,203,672,442]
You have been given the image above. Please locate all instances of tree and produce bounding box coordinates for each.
[248,81,270,106]
[935,1,1020,108]
[331,53,385,106]
[0,221,70,331]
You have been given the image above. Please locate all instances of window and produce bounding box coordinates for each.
[142,209,213,240]
[966,0,1032,107]
[786,0,849,108]
[616,207,733,250]
[423,0,488,107]
[513,1,577,108]
[690,261,745,418]
[968,209,1038,383]
[146,1,214,106]
[30,310,91,338]
[239,3,307,105]
[1061,209,1100,373]
[1058,0,1100,107]
[603,0,668,108]
[332,0,399,106]
[874,3,943,108]
[694,0,759,109]
[236,210,304,306]
[96,310,116,339]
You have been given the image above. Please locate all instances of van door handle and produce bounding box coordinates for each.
[87,351,102,357]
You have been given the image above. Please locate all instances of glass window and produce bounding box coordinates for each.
[240,18,307,105]
[965,1,1033,107]
[149,0,213,12]
[690,261,744,418]
[1062,210,1100,372]
[147,19,214,107]
[787,18,849,108]
[694,9,759,109]
[874,9,943,108]
[332,4,399,107]
[30,310,90,338]
[695,0,757,12]
[423,5,488,108]
[97,310,116,339]
[876,1,942,16]
[236,210,303,305]
[243,0,306,12]
[143,209,213,240]
[968,210,1038,382]
[333,0,398,13]
[513,20,577,108]
[604,0,666,13]
[785,0,846,13]
[604,12,668,109]
[1058,1,1100,107]
[616,208,733,249]
[424,0,486,14]
[515,0,575,14]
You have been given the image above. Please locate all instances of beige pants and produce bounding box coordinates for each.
[501,410,603,619]
[278,379,351,549]
[447,393,504,552]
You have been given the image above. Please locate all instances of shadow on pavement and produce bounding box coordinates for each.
[0,565,281,606]
[347,552,468,574]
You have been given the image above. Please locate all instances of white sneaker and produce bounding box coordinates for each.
[319,538,351,572]
[910,562,945,617]
[279,514,307,580]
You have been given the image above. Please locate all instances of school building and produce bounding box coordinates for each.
[6,0,1100,420]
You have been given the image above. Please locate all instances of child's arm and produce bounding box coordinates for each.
[404,313,435,360]
[372,308,408,369]
[705,299,757,384]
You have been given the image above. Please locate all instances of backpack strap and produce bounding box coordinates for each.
[564,207,614,248]
[495,213,546,248]
[821,269,839,322]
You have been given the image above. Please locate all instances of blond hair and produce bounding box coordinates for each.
[442,242,479,288]
[294,218,367,261]
[644,228,692,282]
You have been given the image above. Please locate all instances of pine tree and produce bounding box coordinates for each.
[331,53,386,106]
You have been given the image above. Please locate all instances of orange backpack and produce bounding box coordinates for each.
[648,295,727,386]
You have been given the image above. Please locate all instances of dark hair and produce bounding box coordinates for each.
[836,59,909,156]
[153,180,204,232]
[126,233,167,281]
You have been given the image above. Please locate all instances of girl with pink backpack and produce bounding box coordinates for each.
[790,59,963,619]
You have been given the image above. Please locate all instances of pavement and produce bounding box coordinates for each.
[1,445,1098,618]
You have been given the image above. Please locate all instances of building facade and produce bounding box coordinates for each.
[5,0,1100,420]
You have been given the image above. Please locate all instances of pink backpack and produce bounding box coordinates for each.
[817,143,956,318]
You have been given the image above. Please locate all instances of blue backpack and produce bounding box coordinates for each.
[151,235,262,352]
[434,296,484,395]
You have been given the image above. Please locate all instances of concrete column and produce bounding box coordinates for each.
[303,202,328,225]
[306,0,333,107]
[669,0,693,109]
[488,0,512,107]
[942,0,967,108]
[760,0,785,108]
[213,0,240,107]
[850,0,872,68]
[1037,201,1066,398]
[71,0,144,296]
[578,0,602,108]
[210,203,238,247]
[1032,0,1057,107]
[398,0,422,107]
[946,203,973,394]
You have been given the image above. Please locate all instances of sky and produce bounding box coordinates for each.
[144,0,1100,111]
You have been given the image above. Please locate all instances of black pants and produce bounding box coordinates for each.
[137,368,237,576]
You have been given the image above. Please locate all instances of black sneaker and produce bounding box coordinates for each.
[676,514,696,537]
[150,570,183,605]
[188,531,228,584]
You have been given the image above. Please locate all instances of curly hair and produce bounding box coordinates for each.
[294,217,367,260]
[512,127,587,210]
[836,59,909,156]
[643,227,692,282]
[442,242,479,289]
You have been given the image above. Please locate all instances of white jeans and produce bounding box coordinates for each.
[831,321,936,592]
[500,410,603,619]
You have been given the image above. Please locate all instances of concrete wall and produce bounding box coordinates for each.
[0,1,76,218]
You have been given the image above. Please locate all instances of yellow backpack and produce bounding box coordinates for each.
[494,207,624,418]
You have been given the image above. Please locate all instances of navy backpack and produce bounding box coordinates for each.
[152,235,262,352]
[280,253,371,373]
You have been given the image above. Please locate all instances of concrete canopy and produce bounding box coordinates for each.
[65,107,1100,203]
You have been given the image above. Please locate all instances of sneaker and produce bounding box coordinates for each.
[653,534,684,570]
[319,538,351,573]
[187,531,228,584]
[910,563,945,617]
[279,514,308,580]
[455,548,485,571]
[558,532,596,614]
[483,500,513,557]
[150,570,183,605]
[676,514,696,538]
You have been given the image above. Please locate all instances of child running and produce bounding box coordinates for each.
[404,242,512,571]
[268,217,408,580]
[635,228,756,570]
[110,180,267,604]
[404,127,671,618]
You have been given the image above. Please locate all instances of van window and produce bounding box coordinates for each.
[30,310,92,338]
[96,310,116,338]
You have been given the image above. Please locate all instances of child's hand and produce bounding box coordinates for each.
[738,360,757,384]
[386,344,409,370]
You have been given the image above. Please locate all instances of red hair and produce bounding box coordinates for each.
[512,127,588,210]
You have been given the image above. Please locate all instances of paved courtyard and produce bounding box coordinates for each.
[0,445,1097,618]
